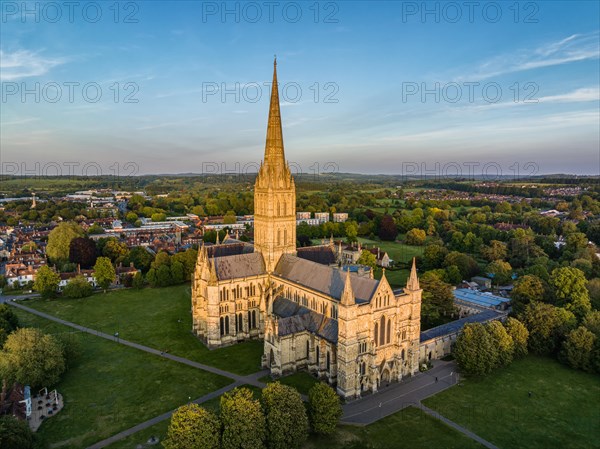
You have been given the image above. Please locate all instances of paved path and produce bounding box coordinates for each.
[417,403,500,449]
[341,359,458,425]
[8,301,268,388]
[9,300,496,449]
[87,382,243,449]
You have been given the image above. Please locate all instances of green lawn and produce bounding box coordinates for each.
[107,402,482,449]
[106,384,263,449]
[13,308,232,449]
[374,267,409,288]
[423,356,600,449]
[21,285,264,375]
[357,237,425,265]
[259,371,320,395]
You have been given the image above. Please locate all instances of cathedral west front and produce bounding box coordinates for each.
[191,59,422,399]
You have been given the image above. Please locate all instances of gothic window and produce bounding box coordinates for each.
[238,313,243,332]
[248,310,252,329]
[225,316,230,335]
[220,317,225,336]
[374,322,378,347]
[277,229,281,245]
[360,362,366,376]
[401,349,405,360]
[306,340,310,358]
[326,351,331,371]
[283,200,287,216]
[277,200,280,216]
[235,314,238,332]
[386,319,391,344]
[284,228,287,245]
[316,346,320,366]
[252,310,257,329]
[402,330,407,340]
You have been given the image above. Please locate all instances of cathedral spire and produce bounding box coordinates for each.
[406,257,420,290]
[341,268,355,306]
[264,56,285,167]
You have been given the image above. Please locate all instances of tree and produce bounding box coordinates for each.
[132,272,145,289]
[146,268,158,287]
[422,244,448,270]
[0,415,38,449]
[33,265,60,298]
[94,257,116,292]
[68,237,97,268]
[63,275,93,299]
[151,212,167,222]
[102,238,130,264]
[46,221,84,264]
[0,328,65,388]
[0,304,20,347]
[511,275,546,315]
[87,223,104,234]
[157,264,173,287]
[171,261,185,284]
[405,228,426,246]
[486,321,514,367]
[307,382,342,435]
[587,278,600,310]
[519,302,576,354]
[163,403,220,449]
[550,267,591,318]
[444,251,479,279]
[444,265,462,285]
[357,250,377,269]
[420,271,456,328]
[378,215,398,241]
[560,326,596,372]
[220,387,266,449]
[481,240,508,262]
[125,246,155,273]
[261,382,309,449]
[344,221,358,243]
[504,317,529,358]
[453,322,498,375]
[486,260,513,286]
[223,210,237,224]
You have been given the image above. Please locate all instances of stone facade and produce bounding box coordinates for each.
[191,59,422,400]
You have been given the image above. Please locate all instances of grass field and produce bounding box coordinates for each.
[259,371,320,395]
[357,237,425,265]
[423,356,600,449]
[13,308,232,449]
[107,403,484,449]
[21,285,264,375]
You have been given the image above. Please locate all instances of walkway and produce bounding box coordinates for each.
[8,301,268,388]
[8,300,498,449]
[417,403,499,449]
[341,359,458,425]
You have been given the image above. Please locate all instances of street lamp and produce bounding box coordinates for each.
[114,332,119,343]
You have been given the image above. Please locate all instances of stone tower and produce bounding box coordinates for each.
[254,58,297,272]
[336,269,359,399]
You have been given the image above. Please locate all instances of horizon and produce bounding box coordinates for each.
[1,1,599,176]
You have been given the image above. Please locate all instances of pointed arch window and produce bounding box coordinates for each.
[374,322,379,347]
[386,319,391,344]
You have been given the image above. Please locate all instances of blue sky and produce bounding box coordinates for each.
[1,1,599,176]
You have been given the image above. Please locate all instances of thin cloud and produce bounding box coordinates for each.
[0,49,67,81]
[455,32,599,81]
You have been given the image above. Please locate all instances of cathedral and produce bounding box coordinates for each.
[191,59,423,399]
